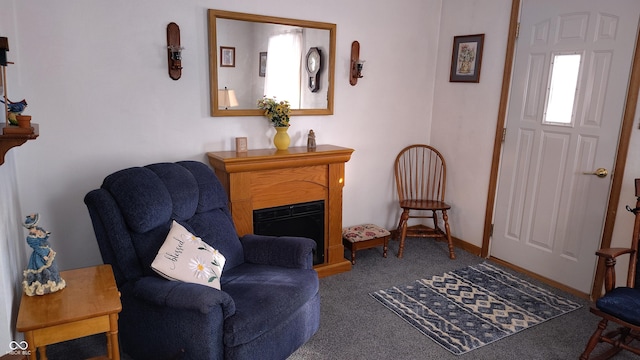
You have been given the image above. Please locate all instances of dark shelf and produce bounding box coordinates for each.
[0,123,39,165]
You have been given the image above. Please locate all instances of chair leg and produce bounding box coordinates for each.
[383,237,388,258]
[442,210,456,260]
[432,210,439,231]
[580,318,608,360]
[398,210,409,258]
[393,214,404,241]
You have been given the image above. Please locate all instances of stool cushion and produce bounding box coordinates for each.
[343,224,390,242]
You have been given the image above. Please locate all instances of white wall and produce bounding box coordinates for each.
[3,0,441,274]
[0,156,28,353]
[430,0,512,246]
[0,1,28,352]
[608,96,640,286]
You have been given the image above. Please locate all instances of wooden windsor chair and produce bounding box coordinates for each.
[393,144,455,259]
[581,178,640,359]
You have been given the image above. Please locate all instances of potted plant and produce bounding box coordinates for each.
[257,96,292,150]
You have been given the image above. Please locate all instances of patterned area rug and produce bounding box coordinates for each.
[370,262,582,355]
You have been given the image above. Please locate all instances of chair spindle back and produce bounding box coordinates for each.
[394,144,447,203]
[629,178,640,288]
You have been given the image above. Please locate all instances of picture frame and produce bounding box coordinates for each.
[235,137,248,153]
[259,52,267,77]
[220,46,235,67]
[449,34,484,83]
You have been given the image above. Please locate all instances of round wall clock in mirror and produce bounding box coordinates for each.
[306,47,321,93]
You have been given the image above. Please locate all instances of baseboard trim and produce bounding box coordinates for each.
[395,225,589,300]
[488,257,589,300]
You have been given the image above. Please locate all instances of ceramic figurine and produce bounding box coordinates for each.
[307,129,316,150]
[0,98,27,125]
[22,214,66,296]
[1,98,27,113]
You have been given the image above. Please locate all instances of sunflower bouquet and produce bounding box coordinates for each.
[257,96,291,127]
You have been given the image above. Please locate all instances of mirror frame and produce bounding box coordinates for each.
[208,9,336,117]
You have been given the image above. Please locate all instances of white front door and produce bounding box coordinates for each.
[491,0,640,293]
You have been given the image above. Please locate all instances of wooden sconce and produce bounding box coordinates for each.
[349,41,364,86]
[167,22,183,80]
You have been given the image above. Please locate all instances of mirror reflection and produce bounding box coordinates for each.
[208,10,336,117]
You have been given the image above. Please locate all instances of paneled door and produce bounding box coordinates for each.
[491,0,640,293]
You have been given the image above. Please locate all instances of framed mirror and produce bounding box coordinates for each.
[208,9,336,117]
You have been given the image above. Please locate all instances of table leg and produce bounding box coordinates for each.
[108,313,120,360]
[24,331,36,360]
[38,345,47,360]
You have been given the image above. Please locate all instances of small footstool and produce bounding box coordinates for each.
[342,224,390,265]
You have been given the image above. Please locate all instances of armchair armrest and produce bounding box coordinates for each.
[130,276,236,318]
[240,234,315,269]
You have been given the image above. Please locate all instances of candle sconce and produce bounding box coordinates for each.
[167,22,183,80]
[349,41,365,86]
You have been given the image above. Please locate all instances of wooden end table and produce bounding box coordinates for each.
[16,264,122,360]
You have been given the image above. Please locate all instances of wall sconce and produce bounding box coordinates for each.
[218,87,238,109]
[349,41,365,86]
[167,22,183,80]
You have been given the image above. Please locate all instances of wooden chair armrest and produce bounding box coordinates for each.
[596,247,635,259]
[596,248,637,293]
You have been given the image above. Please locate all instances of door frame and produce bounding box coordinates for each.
[482,0,640,300]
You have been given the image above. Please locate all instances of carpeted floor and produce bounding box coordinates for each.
[288,237,636,360]
[44,237,636,359]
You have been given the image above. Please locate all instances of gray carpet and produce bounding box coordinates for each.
[288,238,636,360]
[45,237,635,359]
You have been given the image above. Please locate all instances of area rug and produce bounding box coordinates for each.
[369,262,582,355]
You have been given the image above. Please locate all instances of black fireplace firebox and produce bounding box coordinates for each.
[253,200,325,265]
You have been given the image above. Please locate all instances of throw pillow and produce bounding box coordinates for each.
[151,220,226,290]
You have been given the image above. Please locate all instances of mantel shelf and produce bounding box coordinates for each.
[0,123,39,165]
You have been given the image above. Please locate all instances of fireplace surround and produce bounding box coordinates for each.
[207,145,354,277]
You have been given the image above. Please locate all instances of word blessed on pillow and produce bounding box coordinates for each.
[152,220,226,290]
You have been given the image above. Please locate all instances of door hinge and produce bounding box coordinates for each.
[490,224,494,237]
[502,128,507,142]
[516,22,520,38]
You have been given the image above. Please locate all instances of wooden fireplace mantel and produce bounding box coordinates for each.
[207,145,354,277]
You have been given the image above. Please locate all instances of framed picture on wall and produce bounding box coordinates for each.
[449,34,484,83]
[220,46,235,67]
[259,52,267,77]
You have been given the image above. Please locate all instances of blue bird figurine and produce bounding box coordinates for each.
[0,98,27,113]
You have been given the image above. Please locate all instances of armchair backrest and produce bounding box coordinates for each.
[85,161,244,287]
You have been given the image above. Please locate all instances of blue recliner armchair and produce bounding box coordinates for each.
[84,161,320,360]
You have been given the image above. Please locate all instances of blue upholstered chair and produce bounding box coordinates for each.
[84,161,320,360]
[581,179,640,359]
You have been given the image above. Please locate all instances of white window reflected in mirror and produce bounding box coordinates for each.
[264,31,302,108]
[544,53,581,125]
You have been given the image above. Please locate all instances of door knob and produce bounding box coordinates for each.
[583,168,608,178]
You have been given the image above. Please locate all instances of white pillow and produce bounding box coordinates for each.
[151,220,226,290]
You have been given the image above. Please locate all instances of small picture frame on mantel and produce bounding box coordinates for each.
[449,34,485,83]
[235,137,247,153]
